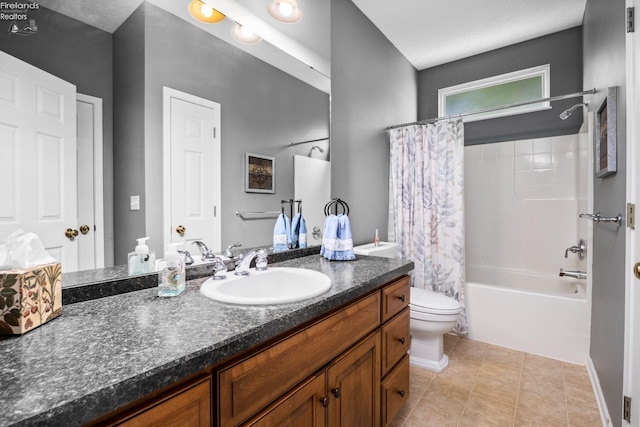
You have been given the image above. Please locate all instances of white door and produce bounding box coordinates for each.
[624,0,640,423]
[163,87,221,256]
[76,94,104,271]
[0,51,77,271]
[294,155,331,245]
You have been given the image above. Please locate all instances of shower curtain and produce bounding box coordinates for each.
[388,120,467,334]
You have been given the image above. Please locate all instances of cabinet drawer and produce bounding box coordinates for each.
[381,308,410,376]
[381,276,410,323]
[218,292,381,426]
[381,355,410,427]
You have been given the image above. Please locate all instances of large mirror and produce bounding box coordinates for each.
[0,0,330,276]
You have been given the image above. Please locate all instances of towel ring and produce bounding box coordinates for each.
[324,198,350,216]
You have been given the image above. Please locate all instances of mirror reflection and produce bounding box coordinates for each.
[0,0,330,277]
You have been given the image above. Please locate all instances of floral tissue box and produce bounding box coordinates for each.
[0,263,62,335]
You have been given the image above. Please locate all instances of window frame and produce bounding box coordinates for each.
[438,64,551,122]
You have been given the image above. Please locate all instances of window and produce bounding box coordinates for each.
[438,64,550,122]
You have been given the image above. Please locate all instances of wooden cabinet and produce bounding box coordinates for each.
[114,377,211,427]
[381,308,410,376]
[218,293,381,426]
[327,331,381,427]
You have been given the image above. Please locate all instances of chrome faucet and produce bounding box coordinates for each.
[564,239,586,261]
[177,250,194,265]
[559,269,587,280]
[224,242,243,259]
[234,249,268,275]
[192,241,216,261]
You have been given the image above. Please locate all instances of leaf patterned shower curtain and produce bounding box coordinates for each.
[388,120,468,335]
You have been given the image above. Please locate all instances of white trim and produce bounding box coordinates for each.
[162,87,222,253]
[76,93,105,269]
[438,64,551,122]
[587,356,615,427]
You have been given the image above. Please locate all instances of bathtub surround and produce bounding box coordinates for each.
[389,121,467,334]
[464,134,590,363]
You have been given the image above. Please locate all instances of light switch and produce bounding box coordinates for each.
[130,195,140,211]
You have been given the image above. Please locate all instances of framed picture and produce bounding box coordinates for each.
[245,153,275,193]
[594,86,617,178]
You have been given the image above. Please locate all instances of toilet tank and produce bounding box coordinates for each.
[352,242,400,259]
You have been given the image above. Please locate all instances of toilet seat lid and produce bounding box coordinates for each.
[410,287,462,314]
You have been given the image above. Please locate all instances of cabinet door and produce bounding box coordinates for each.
[117,377,211,427]
[244,372,327,427]
[327,331,381,427]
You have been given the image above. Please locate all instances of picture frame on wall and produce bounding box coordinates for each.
[245,153,275,193]
[594,86,617,178]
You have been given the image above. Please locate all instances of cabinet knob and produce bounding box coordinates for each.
[320,396,330,408]
[398,389,405,398]
[398,337,406,345]
[331,387,341,398]
[398,295,406,302]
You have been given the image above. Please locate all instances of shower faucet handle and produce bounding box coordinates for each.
[564,239,586,261]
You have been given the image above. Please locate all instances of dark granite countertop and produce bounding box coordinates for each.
[0,254,413,426]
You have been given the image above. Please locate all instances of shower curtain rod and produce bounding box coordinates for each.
[290,137,329,147]
[387,88,598,130]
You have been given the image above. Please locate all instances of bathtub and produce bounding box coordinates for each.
[464,267,590,364]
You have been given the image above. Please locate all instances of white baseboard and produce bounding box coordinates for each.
[587,356,614,427]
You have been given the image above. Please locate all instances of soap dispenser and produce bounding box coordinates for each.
[128,237,156,275]
[159,243,186,297]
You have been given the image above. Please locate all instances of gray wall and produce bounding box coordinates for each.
[113,7,146,264]
[330,0,418,245]
[0,6,115,267]
[418,27,584,145]
[112,3,329,263]
[583,1,627,424]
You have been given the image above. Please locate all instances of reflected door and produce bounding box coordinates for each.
[0,51,77,271]
[294,156,331,245]
[165,88,221,255]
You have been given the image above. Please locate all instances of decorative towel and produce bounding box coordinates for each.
[291,213,301,249]
[320,214,356,260]
[298,215,307,248]
[273,213,291,252]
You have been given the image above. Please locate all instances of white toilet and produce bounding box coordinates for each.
[409,287,463,372]
[352,241,463,372]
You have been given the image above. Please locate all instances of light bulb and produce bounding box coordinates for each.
[200,3,213,18]
[240,26,254,37]
[278,1,294,17]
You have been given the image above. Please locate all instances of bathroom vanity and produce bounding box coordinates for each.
[0,253,413,426]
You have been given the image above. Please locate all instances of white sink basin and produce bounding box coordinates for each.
[200,267,332,305]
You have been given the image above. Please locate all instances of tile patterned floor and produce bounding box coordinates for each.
[391,335,602,427]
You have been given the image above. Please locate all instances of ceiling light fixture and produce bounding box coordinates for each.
[188,0,225,24]
[231,23,262,44]
[268,0,302,23]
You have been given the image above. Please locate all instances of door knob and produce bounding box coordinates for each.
[176,225,186,236]
[65,228,79,240]
[634,262,640,280]
[79,224,90,235]
[331,387,341,398]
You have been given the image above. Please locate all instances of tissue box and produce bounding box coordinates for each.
[0,263,62,335]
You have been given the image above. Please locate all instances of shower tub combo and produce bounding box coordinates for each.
[464,267,590,364]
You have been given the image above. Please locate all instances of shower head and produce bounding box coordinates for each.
[310,145,324,154]
[559,101,589,120]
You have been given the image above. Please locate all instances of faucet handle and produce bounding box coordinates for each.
[211,256,227,280]
[255,249,268,271]
[224,242,243,258]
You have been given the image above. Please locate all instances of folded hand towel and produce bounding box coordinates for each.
[298,215,307,248]
[320,214,355,261]
[273,213,291,252]
[291,213,301,249]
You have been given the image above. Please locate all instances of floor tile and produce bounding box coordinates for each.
[389,337,600,427]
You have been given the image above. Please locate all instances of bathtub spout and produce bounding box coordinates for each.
[559,269,587,280]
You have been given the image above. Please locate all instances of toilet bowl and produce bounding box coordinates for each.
[409,287,462,372]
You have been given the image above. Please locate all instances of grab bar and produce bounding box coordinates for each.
[579,212,623,227]
[236,210,280,219]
